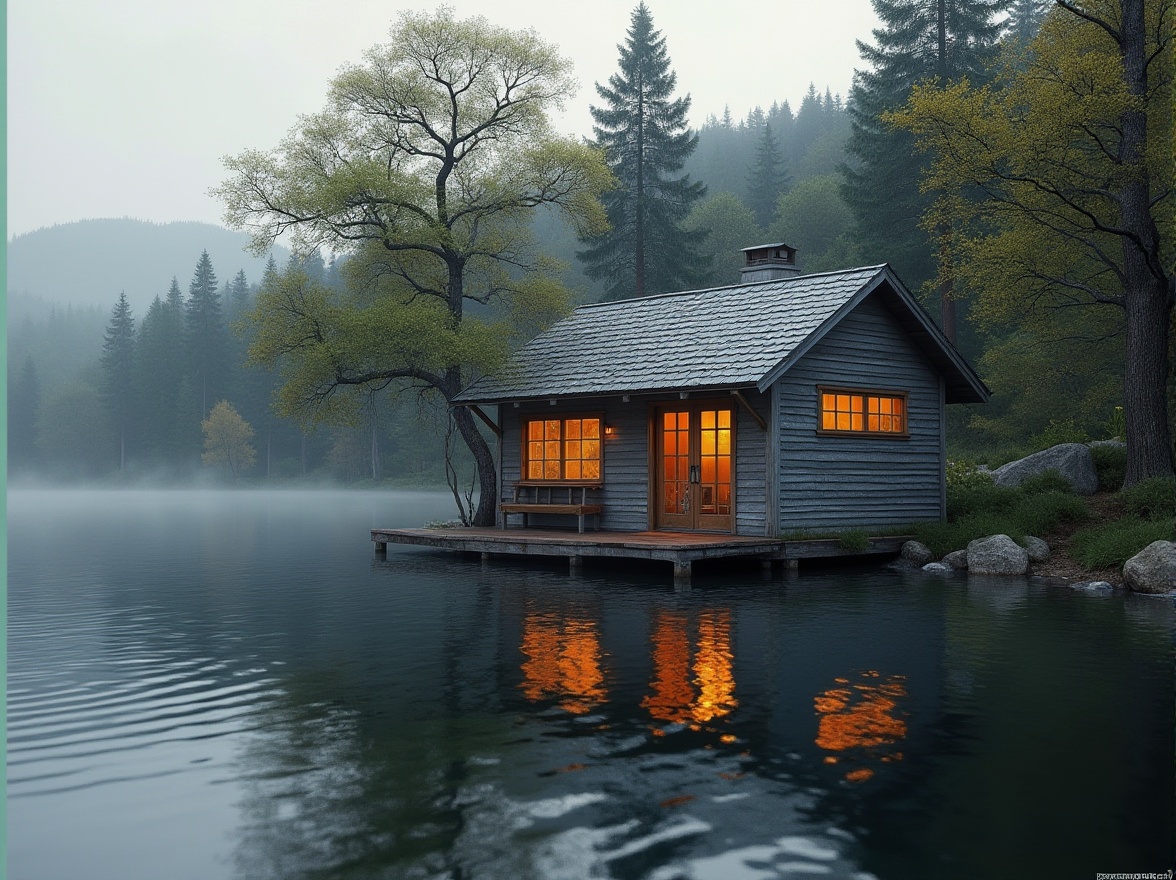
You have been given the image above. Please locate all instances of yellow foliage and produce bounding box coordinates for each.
[201,401,257,478]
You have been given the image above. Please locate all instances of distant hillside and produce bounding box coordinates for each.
[7,218,289,314]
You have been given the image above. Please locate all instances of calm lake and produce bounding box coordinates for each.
[8,489,1174,879]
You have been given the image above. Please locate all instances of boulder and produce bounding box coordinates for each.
[1123,541,1176,595]
[942,549,969,570]
[1024,536,1050,563]
[922,562,950,572]
[1071,581,1114,594]
[991,443,1098,495]
[901,540,935,566]
[967,534,1029,576]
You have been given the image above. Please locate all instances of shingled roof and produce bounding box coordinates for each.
[455,264,988,405]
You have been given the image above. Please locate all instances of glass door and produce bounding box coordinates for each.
[655,404,734,531]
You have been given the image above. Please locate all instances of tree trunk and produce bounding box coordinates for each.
[1118,0,1174,484]
[1122,277,1173,484]
[451,404,497,526]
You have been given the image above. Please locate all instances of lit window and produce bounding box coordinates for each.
[818,388,907,436]
[524,416,602,481]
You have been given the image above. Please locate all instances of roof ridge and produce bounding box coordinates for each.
[574,264,889,312]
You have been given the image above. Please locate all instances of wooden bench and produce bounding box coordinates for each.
[500,484,603,534]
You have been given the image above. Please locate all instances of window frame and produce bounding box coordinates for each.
[815,385,910,439]
[518,412,607,485]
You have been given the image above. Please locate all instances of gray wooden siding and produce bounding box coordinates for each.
[500,398,651,532]
[500,391,772,535]
[774,294,945,532]
[734,390,769,536]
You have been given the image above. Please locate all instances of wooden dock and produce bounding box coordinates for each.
[371,527,908,579]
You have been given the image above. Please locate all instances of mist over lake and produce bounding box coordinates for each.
[7,488,1173,879]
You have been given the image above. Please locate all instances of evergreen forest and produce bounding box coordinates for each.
[8,0,1173,490]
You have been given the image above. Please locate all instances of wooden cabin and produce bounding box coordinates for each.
[453,246,988,537]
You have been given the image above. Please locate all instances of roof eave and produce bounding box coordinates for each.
[755,265,990,404]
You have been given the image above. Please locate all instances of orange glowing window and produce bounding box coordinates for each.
[818,387,907,436]
[524,416,603,482]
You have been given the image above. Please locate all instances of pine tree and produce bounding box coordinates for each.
[166,276,184,310]
[185,250,231,417]
[100,292,136,471]
[9,355,41,468]
[135,294,187,464]
[577,3,708,299]
[843,0,1007,342]
[1005,0,1050,46]
[746,123,790,228]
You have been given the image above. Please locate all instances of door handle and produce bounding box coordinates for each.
[689,465,700,483]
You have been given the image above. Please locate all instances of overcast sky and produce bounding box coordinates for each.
[8,0,881,239]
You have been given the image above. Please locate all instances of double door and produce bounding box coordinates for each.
[655,403,734,531]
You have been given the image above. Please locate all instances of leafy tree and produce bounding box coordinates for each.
[683,192,765,287]
[9,355,41,468]
[771,174,858,273]
[100,292,136,471]
[185,250,231,417]
[892,0,1174,484]
[216,9,611,525]
[843,0,1007,340]
[745,123,790,228]
[578,2,707,299]
[201,400,256,478]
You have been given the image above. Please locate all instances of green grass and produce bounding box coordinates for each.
[1070,517,1176,569]
[912,489,1090,559]
[1119,476,1176,521]
[836,529,870,552]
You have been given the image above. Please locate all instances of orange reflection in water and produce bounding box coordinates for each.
[642,610,737,728]
[519,614,606,714]
[814,670,907,783]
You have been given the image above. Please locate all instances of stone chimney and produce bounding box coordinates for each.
[739,242,799,283]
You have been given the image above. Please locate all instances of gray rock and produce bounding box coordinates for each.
[1088,440,1126,450]
[922,562,950,572]
[1024,535,1051,563]
[1123,541,1176,595]
[885,558,922,573]
[1071,580,1114,594]
[942,549,969,569]
[901,540,935,566]
[967,534,1030,576]
[991,443,1098,495]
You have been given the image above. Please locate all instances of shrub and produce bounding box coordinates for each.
[1018,469,1074,496]
[1030,418,1089,450]
[1090,444,1126,492]
[946,460,993,491]
[1119,477,1176,521]
[1011,490,1090,536]
[947,482,1021,519]
[1071,517,1176,569]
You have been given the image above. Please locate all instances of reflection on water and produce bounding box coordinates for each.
[8,490,1175,880]
[520,613,607,714]
[642,609,737,728]
[814,671,908,783]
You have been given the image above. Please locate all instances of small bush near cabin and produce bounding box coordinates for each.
[1071,518,1176,569]
[945,460,993,491]
[1119,477,1176,521]
[946,482,1021,519]
[1090,444,1126,492]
